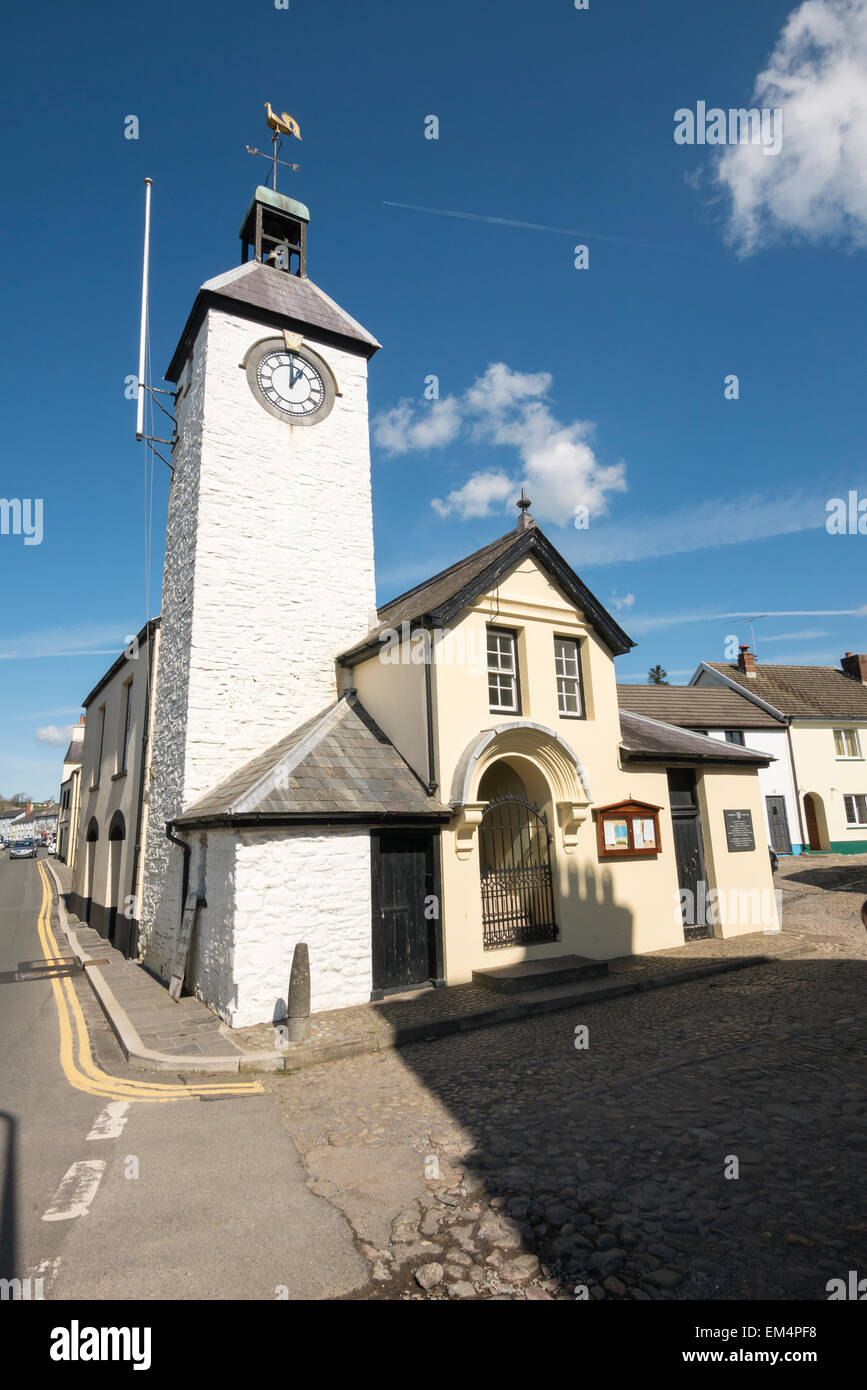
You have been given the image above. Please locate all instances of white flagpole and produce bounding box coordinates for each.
[136,177,153,442]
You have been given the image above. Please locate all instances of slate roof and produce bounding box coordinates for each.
[339,523,635,665]
[617,684,782,729]
[174,695,450,827]
[166,262,380,380]
[618,710,770,766]
[704,663,867,720]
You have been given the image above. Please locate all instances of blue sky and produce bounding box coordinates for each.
[1,0,865,797]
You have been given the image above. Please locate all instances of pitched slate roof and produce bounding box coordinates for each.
[705,663,867,720]
[618,710,770,765]
[339,523,635,665]
[166,262,380,380]
[617,684,782,729]
[174,695,450,827]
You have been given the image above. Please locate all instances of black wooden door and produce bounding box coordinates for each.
[668,770,710,941]
[766,796,791,854]
[371,832,436,994]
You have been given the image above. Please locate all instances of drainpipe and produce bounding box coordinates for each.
[423,619,438,796]
[128,624,155,949]
[785,719,807,852]
[165,823,191,923]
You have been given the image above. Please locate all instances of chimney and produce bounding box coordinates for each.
[737,645,757,678]
[841,652,867,685]
[25,802,32,816]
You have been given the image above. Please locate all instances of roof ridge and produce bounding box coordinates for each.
[377,529,518,617]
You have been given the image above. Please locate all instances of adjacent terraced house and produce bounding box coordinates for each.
[692,648,867,855]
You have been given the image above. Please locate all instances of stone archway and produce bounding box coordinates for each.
[476,761,558,949]
[450,721,592,858]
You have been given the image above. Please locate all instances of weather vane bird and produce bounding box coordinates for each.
[246,102,303,192]
[264,102,302,140]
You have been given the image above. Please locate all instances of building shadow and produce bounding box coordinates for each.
[361,867,867,1300]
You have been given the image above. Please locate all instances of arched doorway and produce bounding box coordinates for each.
[803,793,829,852]
[108,811,126,945]
[85,818,99,926]
[478,762,558,949]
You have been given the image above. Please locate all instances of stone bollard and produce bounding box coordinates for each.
[286,942,311,1041]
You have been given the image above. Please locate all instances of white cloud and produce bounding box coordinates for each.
[0,623,131,661]
[372,397,462,454]
[35,725,75,746]
[432,471,515,519]
[574,491,827,567]
[610,592,636,611]
[375,363,627,525]
[715,0,867,254]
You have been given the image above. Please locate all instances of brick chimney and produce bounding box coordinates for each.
[841,652,867,685]
[737,645,757,678]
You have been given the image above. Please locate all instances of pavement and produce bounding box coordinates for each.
[47,852,847,1076]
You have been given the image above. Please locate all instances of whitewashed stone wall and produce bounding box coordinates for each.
[139,323,207,977]
[185,828,372,1026]
[140,295,378,990]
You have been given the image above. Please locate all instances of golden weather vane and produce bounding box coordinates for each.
[245,102,303,192]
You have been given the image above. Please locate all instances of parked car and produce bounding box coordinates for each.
[9,840,38,860]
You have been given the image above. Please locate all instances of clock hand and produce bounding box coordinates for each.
[288,353,301,389]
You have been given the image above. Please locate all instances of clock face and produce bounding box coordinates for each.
[245,339,335,425]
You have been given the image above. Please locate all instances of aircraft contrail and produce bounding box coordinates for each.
[381,200,709,258]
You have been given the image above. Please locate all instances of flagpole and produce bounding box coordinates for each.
[136,177,153,442]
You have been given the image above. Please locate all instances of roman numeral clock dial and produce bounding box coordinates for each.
[244,336,336,426]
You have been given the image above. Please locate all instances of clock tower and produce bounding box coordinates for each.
[140,186,380,977]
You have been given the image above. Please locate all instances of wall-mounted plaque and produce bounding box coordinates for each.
[724,809,755,852]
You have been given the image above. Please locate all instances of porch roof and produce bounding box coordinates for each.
[618,710,771,766]
[173,694,451,828]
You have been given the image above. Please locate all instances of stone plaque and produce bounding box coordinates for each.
[724,809,755,852]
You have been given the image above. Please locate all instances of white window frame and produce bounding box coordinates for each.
[487,627,520,714]
[554,636,584,718]
[843,793,867,828]
[833,727,862,759]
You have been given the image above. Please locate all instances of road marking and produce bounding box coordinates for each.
[42,1160,106,1221]
[35,861,263,1102]
[86,1100,131,1140]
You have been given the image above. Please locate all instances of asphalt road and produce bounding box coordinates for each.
[0,853,367,1300]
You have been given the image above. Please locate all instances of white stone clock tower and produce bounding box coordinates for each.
[140,186,380,976]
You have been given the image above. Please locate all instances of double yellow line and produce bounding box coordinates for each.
[36,861,263,1102]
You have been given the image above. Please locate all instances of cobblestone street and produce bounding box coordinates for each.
[270,856,867,1300]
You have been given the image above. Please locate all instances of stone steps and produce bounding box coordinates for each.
[472,953,610,995]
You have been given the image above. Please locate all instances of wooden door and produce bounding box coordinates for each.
[804,795,821,851]
[371,831,437,995]
[668,770,710,941]
[766,796,791,855]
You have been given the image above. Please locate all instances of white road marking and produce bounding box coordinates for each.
[41,1160,106,1221]
[86,1099,131,1140]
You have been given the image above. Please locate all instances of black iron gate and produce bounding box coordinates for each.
[479,794,558,949]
